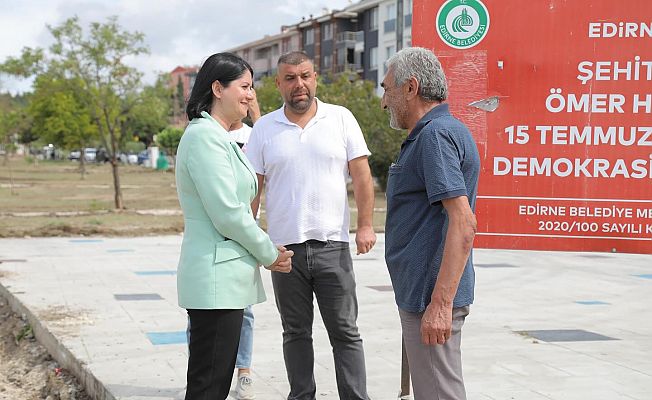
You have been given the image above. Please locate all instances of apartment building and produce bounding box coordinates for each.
[345,0,412,93]
[228,26,301,84]
[222,0,412,94]
[167,0,413,125]
[293,9,359,77]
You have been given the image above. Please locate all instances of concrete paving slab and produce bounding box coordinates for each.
[0,235,651,400]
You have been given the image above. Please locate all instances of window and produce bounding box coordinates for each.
[337,48,346,66]
[405,0,413,28]
[386,3,396,21]
[305,28,314,46]
[369,47,378,70]
[386,45,395,58]
[323,54,332,69]
[323,23,333,41]
[255,47,269,60]
[384,45,395,73]
[282,38,290,53]
[405,14,412,28]
[369,7,378,31]
[384,3,397,32]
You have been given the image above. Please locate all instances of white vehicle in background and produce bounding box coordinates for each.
[68,148,97,162]
[119,152,139,164]
[84,148,97,161]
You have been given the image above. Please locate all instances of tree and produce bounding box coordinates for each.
[127,74,173,148]
[176,78,185,112]
[0,110,19,166]
[318,74,405,189]
[29,74,98,178]
[254,76,283,114]
[0,108,30,195]
[0,94,31,166]
[156,126,184,165]
[1,16,149,209]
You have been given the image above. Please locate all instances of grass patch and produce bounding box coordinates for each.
[1,157,386,237]
[15,324,33,343]
[0,159,179,213]
[0,213,184,237]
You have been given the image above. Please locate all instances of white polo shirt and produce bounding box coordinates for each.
[247,98,371,246]
[230,123,252,149]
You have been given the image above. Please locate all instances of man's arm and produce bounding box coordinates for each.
[421,195,477,346]
[251,174,265,217]
[348,156,376,254]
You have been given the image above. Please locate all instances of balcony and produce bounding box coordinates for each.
[336,31,364,47]
[334,63,363,73]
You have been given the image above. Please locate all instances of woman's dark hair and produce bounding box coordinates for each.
[186,52,254,120]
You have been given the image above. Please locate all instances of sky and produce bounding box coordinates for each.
[0,0,354,94]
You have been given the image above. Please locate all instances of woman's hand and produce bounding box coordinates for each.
[248,89,261,123]
[265,245,293,273]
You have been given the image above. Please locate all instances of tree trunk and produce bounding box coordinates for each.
[7,155,16,196]
[109,129,123,209]
[79,151,86,180]
[111,158,123,209]
[30,145,38,168]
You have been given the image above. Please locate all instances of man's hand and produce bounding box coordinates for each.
[355,225,376,255]
[265,245,293,273]
[420,302,453,345]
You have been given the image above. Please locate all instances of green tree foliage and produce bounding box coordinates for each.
[28,75,97,177]
[0,97,31,193]
[0,94,32,165]
[156,126,183,155]
[1,16,154,209]
[254,75,283,115]
[176,78,185,111]
[0,111,20,163]
[127,74,173,148]
[254,73,405,190]
[318,74,405,190]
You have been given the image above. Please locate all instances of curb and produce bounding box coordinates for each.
[0,282,114,400]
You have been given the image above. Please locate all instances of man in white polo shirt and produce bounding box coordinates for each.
[247,51,376,400]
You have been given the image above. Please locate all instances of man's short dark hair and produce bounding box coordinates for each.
[277,51,313,66]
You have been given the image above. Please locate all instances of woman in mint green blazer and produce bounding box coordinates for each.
[175,53,292,400]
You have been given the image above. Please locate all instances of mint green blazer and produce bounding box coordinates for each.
[175,111,278,309]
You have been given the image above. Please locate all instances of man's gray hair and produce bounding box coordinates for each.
[385,47,448,102]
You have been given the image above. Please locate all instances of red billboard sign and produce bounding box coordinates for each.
[412,0,652,253]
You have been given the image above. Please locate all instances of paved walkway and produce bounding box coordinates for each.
[0,235,650,400]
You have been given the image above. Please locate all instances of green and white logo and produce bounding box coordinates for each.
[436,0,490,49]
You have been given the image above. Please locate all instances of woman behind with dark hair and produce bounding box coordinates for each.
[175,52,293,400]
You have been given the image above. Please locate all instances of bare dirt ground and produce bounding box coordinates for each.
[0,297,91,400]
